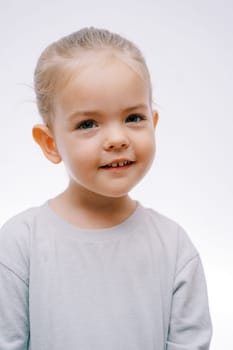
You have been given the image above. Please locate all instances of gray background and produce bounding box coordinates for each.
[1,0,232,348]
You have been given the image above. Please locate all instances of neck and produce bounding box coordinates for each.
[49,183,137,229]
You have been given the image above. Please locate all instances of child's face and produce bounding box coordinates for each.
[49,57,157,198]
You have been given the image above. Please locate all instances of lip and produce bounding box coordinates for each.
[100,158,134,169]
[100,158,134,168]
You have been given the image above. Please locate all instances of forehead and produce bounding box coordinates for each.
[53,55,151,118]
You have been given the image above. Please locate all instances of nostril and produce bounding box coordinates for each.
[104,139,129,151]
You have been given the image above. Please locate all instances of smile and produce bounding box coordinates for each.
[101,160,134,168]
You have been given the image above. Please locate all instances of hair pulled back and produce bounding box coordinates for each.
[34,27,152,124]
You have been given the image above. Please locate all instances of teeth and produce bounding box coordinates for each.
[105,160,131,168]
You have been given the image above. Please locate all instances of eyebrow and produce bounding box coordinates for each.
[67,104,148,120]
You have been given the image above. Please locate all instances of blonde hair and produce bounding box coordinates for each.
[34,27,152,125]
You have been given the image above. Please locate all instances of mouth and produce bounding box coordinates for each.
[100,160,134,168]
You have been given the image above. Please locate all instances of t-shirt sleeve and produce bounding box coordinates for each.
[0,215,31,349]
[0,264,30,349]
[166,227,212,349]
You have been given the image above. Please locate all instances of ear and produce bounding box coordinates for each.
[32,124,62,164]
[153,110,159,128]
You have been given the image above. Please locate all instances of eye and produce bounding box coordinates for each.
[77,120,98,129]
[125,114,145,123]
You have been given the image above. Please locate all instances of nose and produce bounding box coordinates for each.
[103,127,129,151]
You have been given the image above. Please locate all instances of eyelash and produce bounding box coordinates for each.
[125,113,145,123]
[76,114,145,130]
[76,120,98,130]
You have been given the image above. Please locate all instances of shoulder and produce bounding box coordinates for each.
[0,206,41,242]
[140,205,199,272]
[0,205,44,284]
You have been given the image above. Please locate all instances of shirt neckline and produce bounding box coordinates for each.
[41,200,144,242]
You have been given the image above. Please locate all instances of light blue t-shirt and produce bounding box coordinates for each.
[0,202,212,349]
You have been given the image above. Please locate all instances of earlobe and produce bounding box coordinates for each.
[153,111,159,128]
[32,124,61,164]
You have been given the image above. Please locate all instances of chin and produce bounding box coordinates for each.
[99,191,128,199]
[100,186,135,198]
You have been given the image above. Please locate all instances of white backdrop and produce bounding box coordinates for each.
[1,0,232,348]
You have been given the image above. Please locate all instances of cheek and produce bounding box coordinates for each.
[64,143,99,174]
[141,139,156,171]
[144,142,155,166]
[138,131,155,157]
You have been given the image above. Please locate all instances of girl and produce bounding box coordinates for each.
[0,27,212,349]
